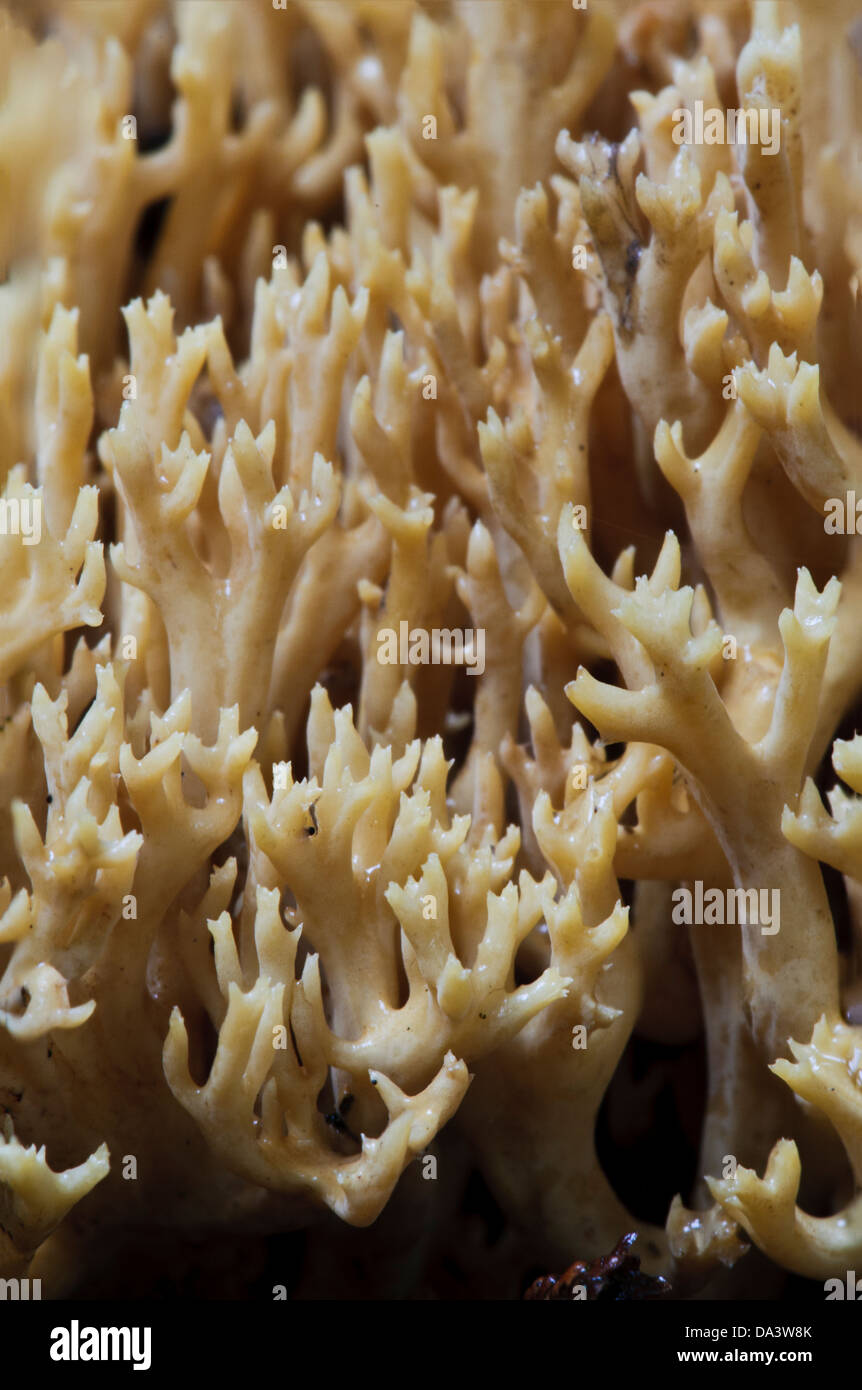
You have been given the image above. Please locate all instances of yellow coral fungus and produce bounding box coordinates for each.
[0,0,860,1316]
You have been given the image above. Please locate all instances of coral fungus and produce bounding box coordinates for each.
[0,0,860,1305]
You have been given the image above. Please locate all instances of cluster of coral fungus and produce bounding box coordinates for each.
[0,0,861,1299]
